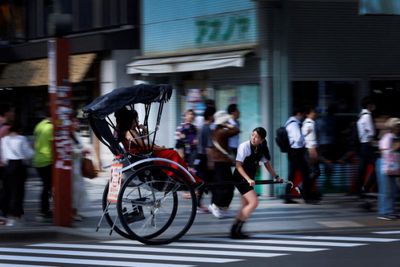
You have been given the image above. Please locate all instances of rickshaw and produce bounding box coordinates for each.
[83,84,291,245]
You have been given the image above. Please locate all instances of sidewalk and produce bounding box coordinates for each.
[0,171,398,243]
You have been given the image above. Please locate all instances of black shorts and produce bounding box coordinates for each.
[233,172,254,195]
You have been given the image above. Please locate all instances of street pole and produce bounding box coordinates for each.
[48,37,72,227]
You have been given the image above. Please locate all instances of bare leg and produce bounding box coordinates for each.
[236,190,258,221]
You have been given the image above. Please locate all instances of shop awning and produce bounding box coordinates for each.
[127,50,252,74]
[0,53,96,87]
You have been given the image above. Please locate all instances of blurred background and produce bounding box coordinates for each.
[1,0,400,196]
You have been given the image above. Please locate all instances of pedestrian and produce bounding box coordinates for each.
[175,109,198,167]
[231,127,283,238]
[0,104,14,220]
[356,96,377,195]
[1,122,34,226]
[194,106,216,213]
[70,116,90,221]
[227,104,240,157]
[32,112,54,220]
[301,106,321,203]
[377,117,400,220]
[284,106,310,204]
[175,109,199,199]
[208,110,239,218]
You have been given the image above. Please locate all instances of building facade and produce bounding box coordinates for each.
[129,0,400,195]
[0,0,140,166]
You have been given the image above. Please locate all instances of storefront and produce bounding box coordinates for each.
[266,0,400,194]
[127,0,261,149]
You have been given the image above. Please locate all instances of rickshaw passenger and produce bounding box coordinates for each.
[114,107,201,183]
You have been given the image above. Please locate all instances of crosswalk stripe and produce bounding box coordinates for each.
[104,239,327,252]
[253,234,400,242]
[372,231,400,235]
[30,243,286,258]
[0,248,239,264]
[184,237,365,247]
[0,254,191,267]
[0,264,56,267]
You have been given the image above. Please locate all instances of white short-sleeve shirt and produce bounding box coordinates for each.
[236,140,268,164]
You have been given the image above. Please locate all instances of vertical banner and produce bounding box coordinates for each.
[48,38,73,226]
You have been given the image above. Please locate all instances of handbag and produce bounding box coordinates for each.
[81,157,97,179]
[383,152,400,176]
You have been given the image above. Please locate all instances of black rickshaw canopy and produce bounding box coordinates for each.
[82,84,173,155]
[83,84,173,119]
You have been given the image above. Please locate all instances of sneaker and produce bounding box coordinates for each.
[196,206,210,214]
[208,204,223,219]
[377,215,397,221]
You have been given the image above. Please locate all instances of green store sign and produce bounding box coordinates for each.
[195,12,253,45]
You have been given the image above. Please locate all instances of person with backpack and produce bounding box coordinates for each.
[356,96,377,196]
[283,107,310,204]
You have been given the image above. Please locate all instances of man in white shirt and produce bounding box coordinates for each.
[302,106,321,203]
[284,107,310,204]
[356,96,377,195]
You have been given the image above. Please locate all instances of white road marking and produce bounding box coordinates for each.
[0,254,191,267]
[253,234,399,242]
[0,248,239,264]
[104,239,327,252]
[30,243,286,258]
[372,230,400,235]
[184,236,365,247]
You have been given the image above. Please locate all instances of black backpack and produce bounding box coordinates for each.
[275,127,290,153]
[275,120,296,153]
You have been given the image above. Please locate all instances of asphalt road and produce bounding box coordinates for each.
[0,227,399,266]
[1,173,400,266]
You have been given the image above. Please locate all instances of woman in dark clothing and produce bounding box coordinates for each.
[230,127,283,239]
[1,123,34,225]
[208,110,240,218]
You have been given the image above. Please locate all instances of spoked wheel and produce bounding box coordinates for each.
[116,164,197,245]
[101,183,134,239]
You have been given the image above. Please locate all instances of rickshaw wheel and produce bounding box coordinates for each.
[117,164,197,245]
[101,183,135,240]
